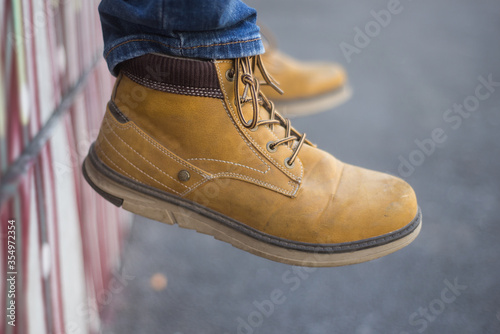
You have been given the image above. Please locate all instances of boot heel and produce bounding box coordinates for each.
[82,151,178,226]
[82,158,124,207]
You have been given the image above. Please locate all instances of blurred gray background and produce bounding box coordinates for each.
[102,0,500,333]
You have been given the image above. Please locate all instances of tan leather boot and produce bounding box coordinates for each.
[259,29,352,117]
[83,54,421,267]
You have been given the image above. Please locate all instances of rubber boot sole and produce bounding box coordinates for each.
[83,145,421,267]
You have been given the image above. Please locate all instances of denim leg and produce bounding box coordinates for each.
[99,0,264,75]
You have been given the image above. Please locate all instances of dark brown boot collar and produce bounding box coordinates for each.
[119,53,223,99]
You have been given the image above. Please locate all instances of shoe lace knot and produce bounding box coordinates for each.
[233,55,313,167]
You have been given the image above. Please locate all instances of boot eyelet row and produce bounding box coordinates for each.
[266,141,277,153]
[245,119,259,132]
[284,157,295,169]
[226,69,235,82]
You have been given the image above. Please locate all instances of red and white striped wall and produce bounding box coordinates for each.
[1,1,131,333]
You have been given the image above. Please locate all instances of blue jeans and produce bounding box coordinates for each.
[99,0,264,75]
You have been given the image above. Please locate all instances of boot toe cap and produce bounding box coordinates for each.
[326,164,419,243]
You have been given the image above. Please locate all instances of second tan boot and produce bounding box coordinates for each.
[259,28,352,117]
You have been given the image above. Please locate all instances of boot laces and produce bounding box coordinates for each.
[233,55,313,167]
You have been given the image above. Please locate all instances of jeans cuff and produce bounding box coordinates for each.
[104,34,265,76]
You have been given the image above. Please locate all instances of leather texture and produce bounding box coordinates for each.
[94,56,418,245]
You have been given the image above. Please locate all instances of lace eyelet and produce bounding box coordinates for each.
[284,157,295,169]
[250,125,259,132]
[266,141,277,153]
[226,69,235,82]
